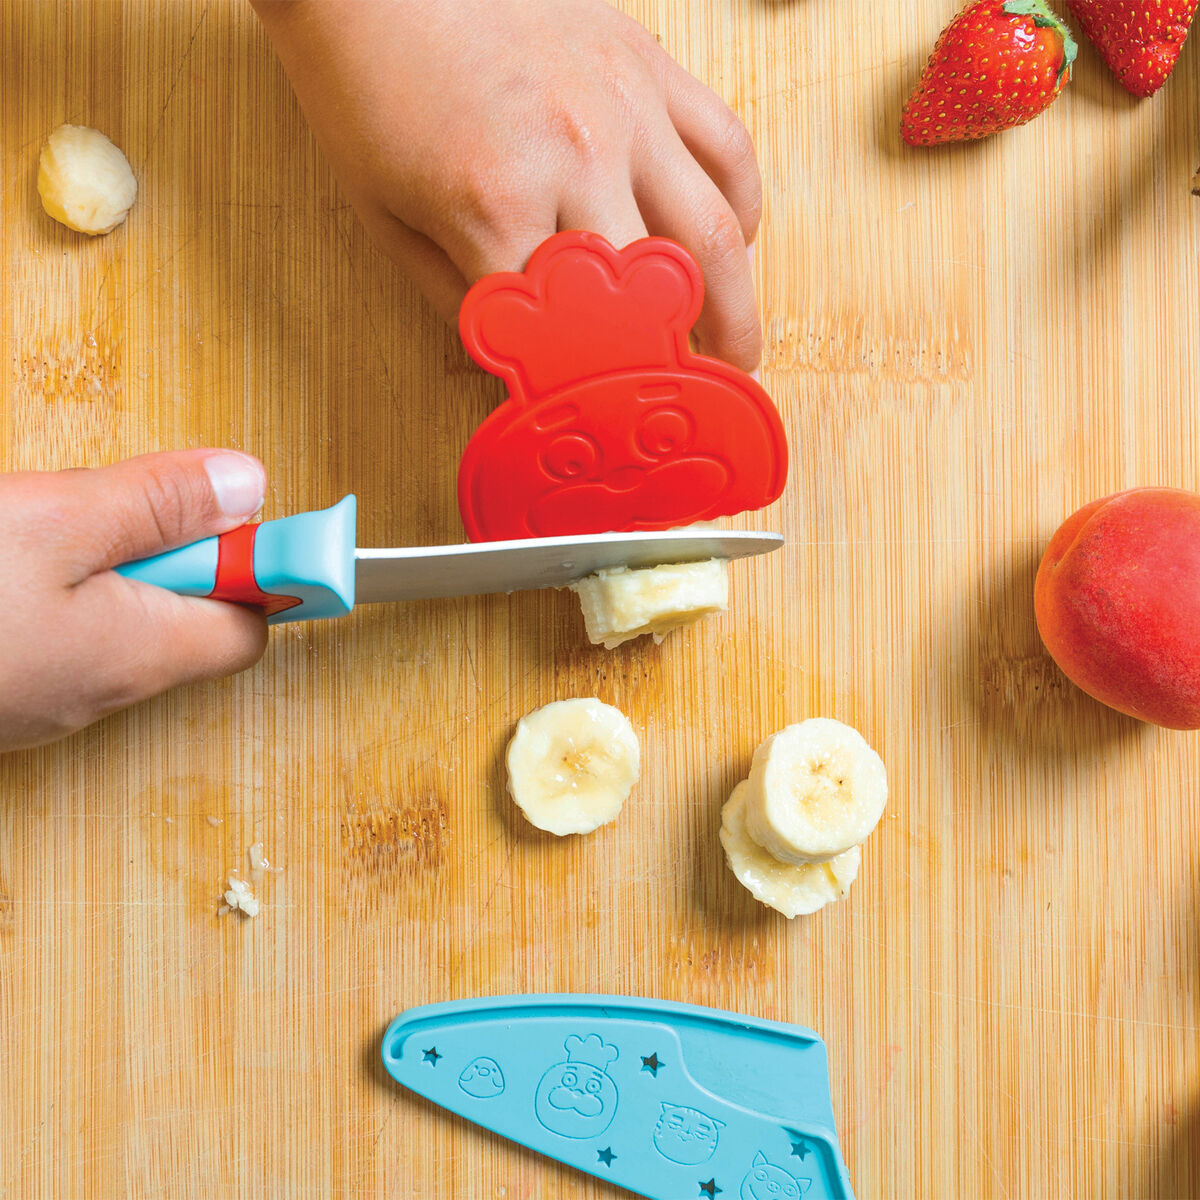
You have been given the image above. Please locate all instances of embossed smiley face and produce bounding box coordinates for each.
[532,1034,620,1140]
[458,371,784,540]
[533,1059,619,1139]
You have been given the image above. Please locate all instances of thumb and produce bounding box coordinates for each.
[61,449,268,572]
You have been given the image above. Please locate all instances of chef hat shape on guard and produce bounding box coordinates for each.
[456,231,788,542]
[563,1033,620,1069]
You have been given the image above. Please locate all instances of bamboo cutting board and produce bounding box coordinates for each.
[2,2,1198,1197]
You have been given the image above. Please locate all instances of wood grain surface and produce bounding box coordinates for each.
[2,2,1198,1197]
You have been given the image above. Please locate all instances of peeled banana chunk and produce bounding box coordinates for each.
[37,124,137,236]
[505,698,640,836]
[570,557,728,650]
[720,782,860,918]
[743,717,887,865]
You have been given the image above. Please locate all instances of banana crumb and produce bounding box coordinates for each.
[217,841,282,918]
[220,875,260,918]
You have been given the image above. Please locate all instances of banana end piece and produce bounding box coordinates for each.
[570,558,729,649]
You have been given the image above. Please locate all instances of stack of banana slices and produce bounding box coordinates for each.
[720,718,888,918]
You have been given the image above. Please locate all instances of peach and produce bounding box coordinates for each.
[1034,487,1200,729]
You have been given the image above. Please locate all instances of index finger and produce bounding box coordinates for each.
[635,145,762,372]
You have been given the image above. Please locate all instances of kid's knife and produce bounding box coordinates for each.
[381,994,855,1200]
[114,495,782,625]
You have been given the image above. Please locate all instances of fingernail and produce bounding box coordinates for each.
[205,452,265,518]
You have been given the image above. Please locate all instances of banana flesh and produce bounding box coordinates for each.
[720,718,886,917]
[505,698,640,836]
[569,558,728,649]
[743,718,887,865]
[37,124,137,235]
[720,782,861,918]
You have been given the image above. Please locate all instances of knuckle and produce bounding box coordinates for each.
[550,103,606,175]
[134,463,201,549]
[694,200,747,267]
[426,163,500,236]
[613,11,666,63]
[435,164,532,257]
[721,116,763,229]
[717,109,757,173]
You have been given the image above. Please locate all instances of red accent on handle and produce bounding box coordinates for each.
[207,524,302,617]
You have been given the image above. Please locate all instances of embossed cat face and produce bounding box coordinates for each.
[652,1102,725,1165]
[739,1152,812,1200]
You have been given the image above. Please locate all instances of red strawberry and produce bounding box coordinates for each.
[1067,1,1197,96]
[902,0,1078,145]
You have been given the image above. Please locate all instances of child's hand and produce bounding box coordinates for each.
[0,450,269,752]
[251,0,764,370]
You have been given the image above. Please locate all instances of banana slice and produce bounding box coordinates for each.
[505,698,640,835]
[743,717,887,864]
[569,558,728,649]
[720,782,860,917]
[37,124,137,235]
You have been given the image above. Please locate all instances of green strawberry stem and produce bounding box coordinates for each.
[1004,0,1079,84]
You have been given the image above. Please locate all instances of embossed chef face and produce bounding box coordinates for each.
[652,1103,724,1164]
[457,1056,505,1099]
[533,1060,619,1139]
[458,372,785,541]
[739,1153,811,1199]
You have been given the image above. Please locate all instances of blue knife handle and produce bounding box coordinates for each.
[114,495,357,625]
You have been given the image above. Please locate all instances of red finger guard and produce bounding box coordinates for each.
[456,231,788,542]
[208,524,301,617]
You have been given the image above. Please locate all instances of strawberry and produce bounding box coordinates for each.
[1067,1,1197,96]
[902,0,1078,145]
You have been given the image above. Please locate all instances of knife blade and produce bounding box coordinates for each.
[352,527,782,605]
